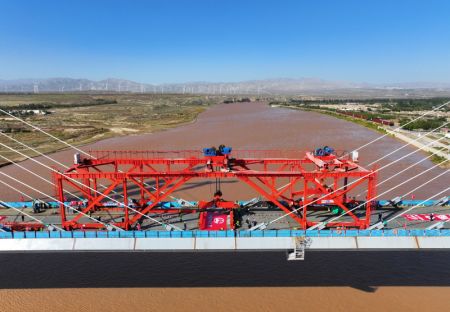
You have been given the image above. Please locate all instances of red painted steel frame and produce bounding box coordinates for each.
[53,150,377,230]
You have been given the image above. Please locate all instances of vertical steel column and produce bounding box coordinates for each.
[365,169,378,228]
[123,178,129,230]
[302,179,308,229]
[140,163,145,206]
[54,173,67,229]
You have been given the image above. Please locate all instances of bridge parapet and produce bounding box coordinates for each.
[1,229,450,239]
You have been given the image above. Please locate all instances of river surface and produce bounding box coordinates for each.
[0,102,449,311]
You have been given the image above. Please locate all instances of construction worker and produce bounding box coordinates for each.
[214,190,223,201]
[206,159,213,172]
[33,201,39,213]
[378,213,383,223]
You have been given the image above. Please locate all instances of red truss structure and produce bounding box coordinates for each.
[53,148,377,230]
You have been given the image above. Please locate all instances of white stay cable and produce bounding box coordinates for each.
[0,121,188,204]
[0,183,63,231]
[0,108,95,158]
[383,186,450,226]
[0,173,117,230]
[1,101,448,231]
[366,124,449,166]
[1,131,197,207]
[2,101,448,203]
[0,153,115,229]
[239,121,448,208]
[276,134,446,201]
[0,132,70,169]
[338,100,449,159]
[313,141,449,228]
[313,159,448,229]
[0,153,84,202]
[353,135,446,198]
[266,126,449,226]
[0,131,124,199]
[0,142,180,230]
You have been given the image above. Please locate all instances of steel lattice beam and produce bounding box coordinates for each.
[54,149,377,230]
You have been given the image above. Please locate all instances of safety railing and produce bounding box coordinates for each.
[86,149,340,160]
[89,150,204,160]
[4,200,449,209]
[1,229,450,239]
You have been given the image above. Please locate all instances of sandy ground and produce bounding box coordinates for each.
[1,287,450,312]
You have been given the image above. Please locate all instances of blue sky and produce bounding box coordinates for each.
[0,0,449,83]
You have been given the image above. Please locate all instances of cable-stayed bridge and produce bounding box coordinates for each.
[0,103,448,260]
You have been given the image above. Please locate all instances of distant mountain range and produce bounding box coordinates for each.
[1,77,450,96]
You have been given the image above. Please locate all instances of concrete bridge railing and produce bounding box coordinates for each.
[1,229,450,252]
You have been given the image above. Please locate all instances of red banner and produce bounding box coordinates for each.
[205,212,228,230]
[403,214,450,221]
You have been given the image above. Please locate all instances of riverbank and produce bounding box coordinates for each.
[271,104,390,134]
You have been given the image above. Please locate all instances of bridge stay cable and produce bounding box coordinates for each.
[0,101,448,232]
[0,173,116,231]
[0,101,448,207]
[0,142,179,231]
[313,161,449,230]
[262,124,449,228]
[0,110,194,205]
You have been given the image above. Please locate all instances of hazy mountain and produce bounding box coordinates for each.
[0,78,147,93]
[374,81,450,90]
[0,77,449,96]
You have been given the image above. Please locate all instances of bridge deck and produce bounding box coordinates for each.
[1,202,449,231]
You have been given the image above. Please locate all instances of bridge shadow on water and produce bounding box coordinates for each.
[0,251,449,291]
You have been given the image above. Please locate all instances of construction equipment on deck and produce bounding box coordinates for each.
[52,146,377,230]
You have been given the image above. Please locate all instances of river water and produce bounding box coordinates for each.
[0,102,449,311]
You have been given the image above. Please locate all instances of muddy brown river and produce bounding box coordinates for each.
[0,102,449,311]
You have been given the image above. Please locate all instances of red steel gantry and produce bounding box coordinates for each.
[53,148,377,230]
